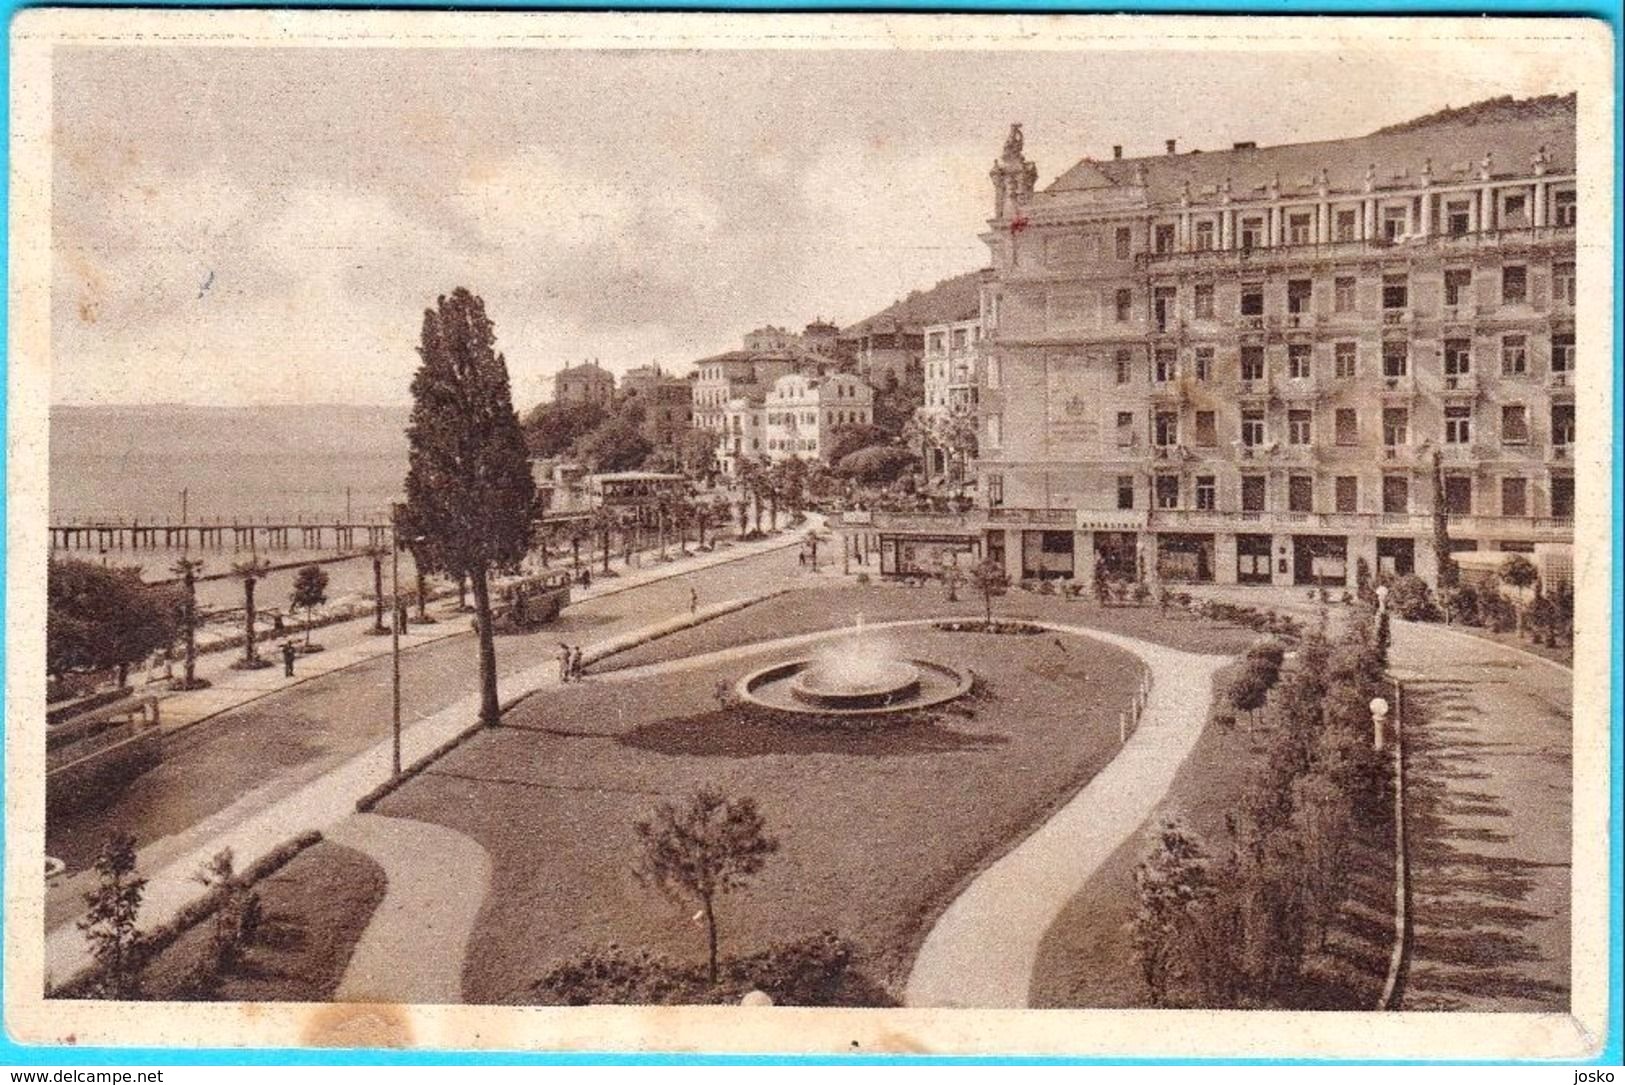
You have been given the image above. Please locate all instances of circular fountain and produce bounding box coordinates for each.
[736,624,972,718]
[789,658,923,710]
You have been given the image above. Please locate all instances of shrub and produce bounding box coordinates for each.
[1036,579,1056,596]
[1440,584,1482,627]
[1132,582,1153,605]
[1479,590,1518,633]
[1385,575,1440,622]
[727,931,855,1006]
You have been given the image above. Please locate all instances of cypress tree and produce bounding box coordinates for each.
[404,289,538,725]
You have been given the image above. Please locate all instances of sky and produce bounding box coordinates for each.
[50,31,1577,408]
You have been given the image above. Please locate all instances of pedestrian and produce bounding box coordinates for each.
[570,645,585,682]
[558,643,572,683]
[281,640,297,678]
[689,586,698,615]
[798,550,807,567]
[582,567,592,588]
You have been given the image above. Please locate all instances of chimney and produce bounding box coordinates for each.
[1165,139,1177,155]
[1112,145,1123,160]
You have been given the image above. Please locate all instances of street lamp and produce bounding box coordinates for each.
[388,506,427,780]
[1369,696,1390,752]
[1376,583,1390,613]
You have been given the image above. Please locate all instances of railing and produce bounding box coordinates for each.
[1137,225,1575,270]
[1143,508,1573,538]
[985,507,1075,526]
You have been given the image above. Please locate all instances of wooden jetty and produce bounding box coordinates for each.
[49,520,393,553]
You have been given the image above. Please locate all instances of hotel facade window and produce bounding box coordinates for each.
[1502,264,1528,305]
[1335,341,1357,378]
[1501,334,1528,376]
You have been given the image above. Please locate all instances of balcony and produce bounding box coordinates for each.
[1381,309,1411,327]
[1237,377,1271,399]
[1147,508,1433,534]
[1239,315,1267,332]
[1546,442,1574,465]
[1438,304,1475,327]
[1440,372,1479,397]
[1443,513,1574,541]
[1547,369,1576,393]
[1380,373,1417,400]
[1135,225,1576,274]
[985,507,1076,526]
[1283,311,1319,330]
[1279,375,1320,401]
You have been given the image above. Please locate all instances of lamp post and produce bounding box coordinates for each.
[1369,696,1390,752]
[1376,583,1389,613]
[390,507,402,779]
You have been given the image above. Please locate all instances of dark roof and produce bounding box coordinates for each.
[1047,95,1575,207]
[841,269,988,338]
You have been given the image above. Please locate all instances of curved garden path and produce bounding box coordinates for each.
[905,626,1229,1008]
[326,813,492,1004]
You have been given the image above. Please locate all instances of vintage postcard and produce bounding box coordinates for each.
[6,9,1615,1060]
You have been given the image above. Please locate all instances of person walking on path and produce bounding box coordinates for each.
[558,643,572,684]
[690,586,698,615]
[570,645,585,682]
[280,640,297,678]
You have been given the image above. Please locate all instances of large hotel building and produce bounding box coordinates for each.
[958,102,1576,588]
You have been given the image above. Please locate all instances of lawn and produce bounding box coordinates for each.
[596,582,1258,676]
[1030,661,1394,1010]
[375,623,1146,1005]
[139,842,386,1001]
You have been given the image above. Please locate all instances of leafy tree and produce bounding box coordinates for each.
[192,848,260,976]
[47,559,180,689]
[574,412,652,473]
[825,423,890,467]
[675,427,719,480]
[633,787,779,984]
[836,446,917,485]
[521,399,608,459]
[1430,449,1458,589]
[1132,819,1216,1006]
[1499,554,1539,592]
[870,365,924,438]
[78,832,147,998]
[937,403,980,482]
[290,564,330,650]
[404,288,539,725]
[1227,665,1272,728]
[969,557,1010,626]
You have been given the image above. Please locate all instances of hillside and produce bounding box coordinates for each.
[842,270,986,337]
[1371,92,1576,135]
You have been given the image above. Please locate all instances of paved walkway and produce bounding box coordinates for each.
[905,626,1229,1008]
[1389,619,1572,1011]
[43,523,816,991]
[130,522,818,736]
[326,814,492,1005]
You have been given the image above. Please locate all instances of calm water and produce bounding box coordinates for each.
[50,404,415,594]
[49,403,411,525]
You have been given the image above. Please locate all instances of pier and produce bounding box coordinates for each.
[49,511,594,554]
[49,519,394,554]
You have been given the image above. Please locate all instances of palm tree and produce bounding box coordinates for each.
[361,545,390,634]
[169,557,206,688]
[231,557,273,668]
[589,506,617,574]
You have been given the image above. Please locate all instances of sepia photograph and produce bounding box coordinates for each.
[5,9,1616,1061]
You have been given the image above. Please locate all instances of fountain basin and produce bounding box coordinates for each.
[790,659,922,710]
[737,657,972,717]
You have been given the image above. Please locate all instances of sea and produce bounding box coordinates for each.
[49,404,424,612]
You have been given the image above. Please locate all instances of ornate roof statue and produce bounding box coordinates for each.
[1002,123,1025,162]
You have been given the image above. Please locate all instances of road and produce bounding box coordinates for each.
[1390,620,1572,1011]
[45,544,804,930]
